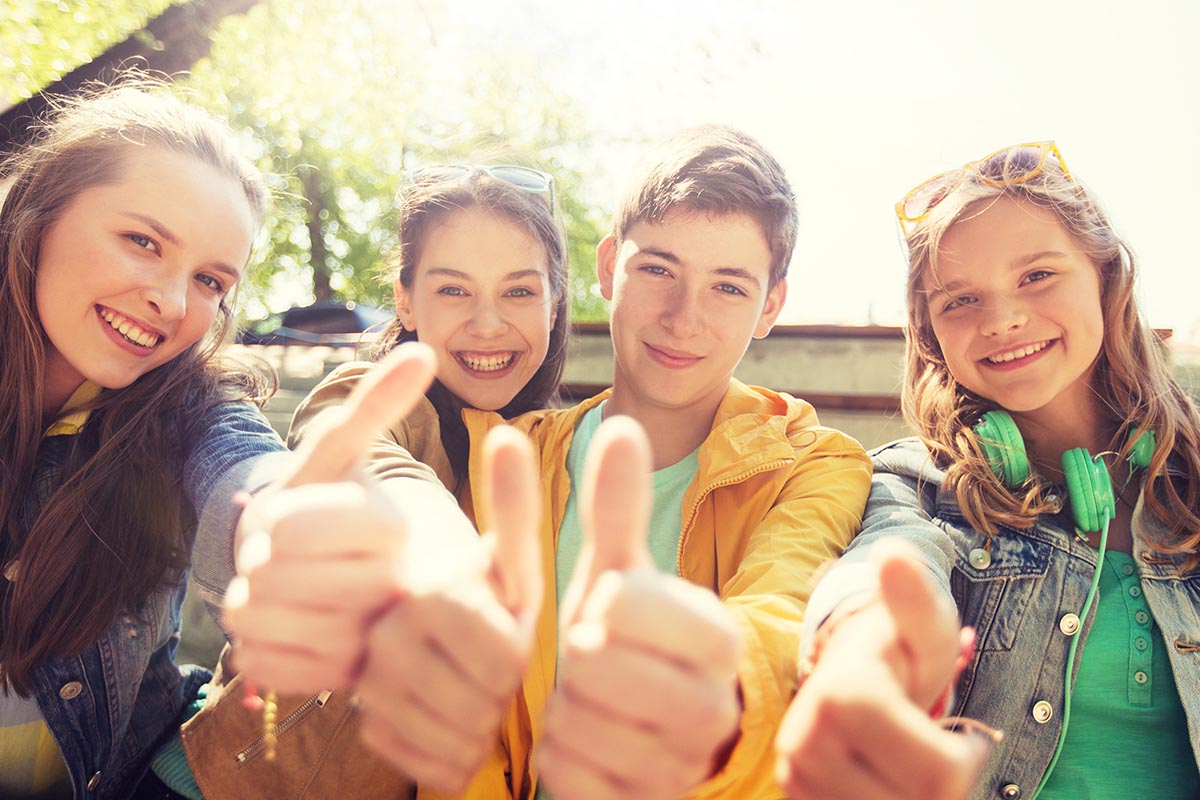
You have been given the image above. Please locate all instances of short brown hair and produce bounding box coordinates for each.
[612,124,797,287]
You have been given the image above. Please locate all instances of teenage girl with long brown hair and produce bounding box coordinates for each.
[777,142,1200,800]
[0,83,286,799]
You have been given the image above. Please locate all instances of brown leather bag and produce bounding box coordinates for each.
[181,645,412,800]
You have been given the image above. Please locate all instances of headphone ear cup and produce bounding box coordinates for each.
[1062,448,1115,533]
[1127,427,1157,469]
[975,410,1030,487]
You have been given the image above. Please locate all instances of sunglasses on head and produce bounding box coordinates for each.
[895,141,1072,234]
[403,164,555,209]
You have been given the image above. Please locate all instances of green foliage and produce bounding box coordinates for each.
[182,0,610,322]
[0,0,178,103]
[2,0,611,324]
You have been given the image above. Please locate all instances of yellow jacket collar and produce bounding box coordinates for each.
[45,381,102,437]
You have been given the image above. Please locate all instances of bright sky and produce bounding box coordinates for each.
[432,0,1200,338]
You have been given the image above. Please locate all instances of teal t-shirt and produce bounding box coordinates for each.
[554,402,699,607]
[539,403,699,800]
[1039,551,1200,799]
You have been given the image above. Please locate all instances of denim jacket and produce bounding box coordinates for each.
[21,399,287,799]
[807,437,1200,800]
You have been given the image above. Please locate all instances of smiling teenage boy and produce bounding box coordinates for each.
[450,124,872,799]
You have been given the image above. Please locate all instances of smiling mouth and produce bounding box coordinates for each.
[646,343,702,362]
[985,339,1052,364]
[99,307,161,349]
[457,351,516,372]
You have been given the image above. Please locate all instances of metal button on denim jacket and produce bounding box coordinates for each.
[808,437,1200,800]
[20,399,287,799]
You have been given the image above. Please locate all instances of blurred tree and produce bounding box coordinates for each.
[1,0,610,323]
[1,0,178,104]
[183,0,609,321]
[0,0,259,150]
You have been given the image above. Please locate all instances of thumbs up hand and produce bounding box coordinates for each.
[351,423,544,793]
[538,416,744,800]
[775,542,988,800]
[223,342,469,693]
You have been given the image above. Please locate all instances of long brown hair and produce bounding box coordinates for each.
[0,82,269,694]
[901,146,1200,568]
[371,168,569,479]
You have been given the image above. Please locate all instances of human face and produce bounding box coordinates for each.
[924,196,1105,421]
[395,206,556,411]
[598,208,786,419]
[36,146,255,412]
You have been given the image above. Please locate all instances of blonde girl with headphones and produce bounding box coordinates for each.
[776,143,1200,800]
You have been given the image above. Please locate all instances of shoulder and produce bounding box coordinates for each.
[289,360,378,446]
[724,382,868,461]
[868,437,945,483]
[465,390,607,443]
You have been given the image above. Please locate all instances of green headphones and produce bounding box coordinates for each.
[975,410,1157,800]
[974,410,1156,533]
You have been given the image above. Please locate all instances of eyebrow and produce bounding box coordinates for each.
[425,267,546,281]
[1014,250,1070,268]
[121,212,179,246]
[930,251,1072,296]
[714,267,762,291]
[120,211,244,283]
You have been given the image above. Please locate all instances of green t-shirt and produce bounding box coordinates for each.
[1039,551,1199,799]
[537,403,699,800]
[554,402,699,608]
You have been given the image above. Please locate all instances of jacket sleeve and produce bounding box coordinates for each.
[185,398,292,626]
[801,439,957,648]
[689,429,872,800]
[287,361,451,485]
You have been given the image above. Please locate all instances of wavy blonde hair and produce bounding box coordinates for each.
[902,147,1200,567]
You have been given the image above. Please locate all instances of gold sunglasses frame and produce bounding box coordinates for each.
[895,141,1072,235]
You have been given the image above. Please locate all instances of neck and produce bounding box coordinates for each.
[605,381,721,471]
[42,377,83,419]
[1010,392,1113,484]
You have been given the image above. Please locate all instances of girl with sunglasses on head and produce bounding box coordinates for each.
[0,81,289,800]
[775,142,1200,800]
[176,164,569,800]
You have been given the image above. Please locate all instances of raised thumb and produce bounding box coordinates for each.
[874,539,962,708]
[285,341,436,486]
[560,415,653,625]
[480,425,543,627]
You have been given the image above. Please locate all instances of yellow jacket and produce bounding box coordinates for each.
[450,380,871,800]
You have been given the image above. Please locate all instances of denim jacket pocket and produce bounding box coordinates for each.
[949,528,1051,652]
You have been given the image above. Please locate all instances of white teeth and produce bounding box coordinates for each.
[100,309,159,348]
[460,352,514,372]
[988,341,1049,363]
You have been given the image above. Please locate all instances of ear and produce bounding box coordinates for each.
[596,235,618,302]
[753,278,787,339]
[393,281,415,332]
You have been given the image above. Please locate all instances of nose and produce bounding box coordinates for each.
[979,297,1027,337]
[660,285,704,339]
[464,298,508,338]
[143,274,188,321]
